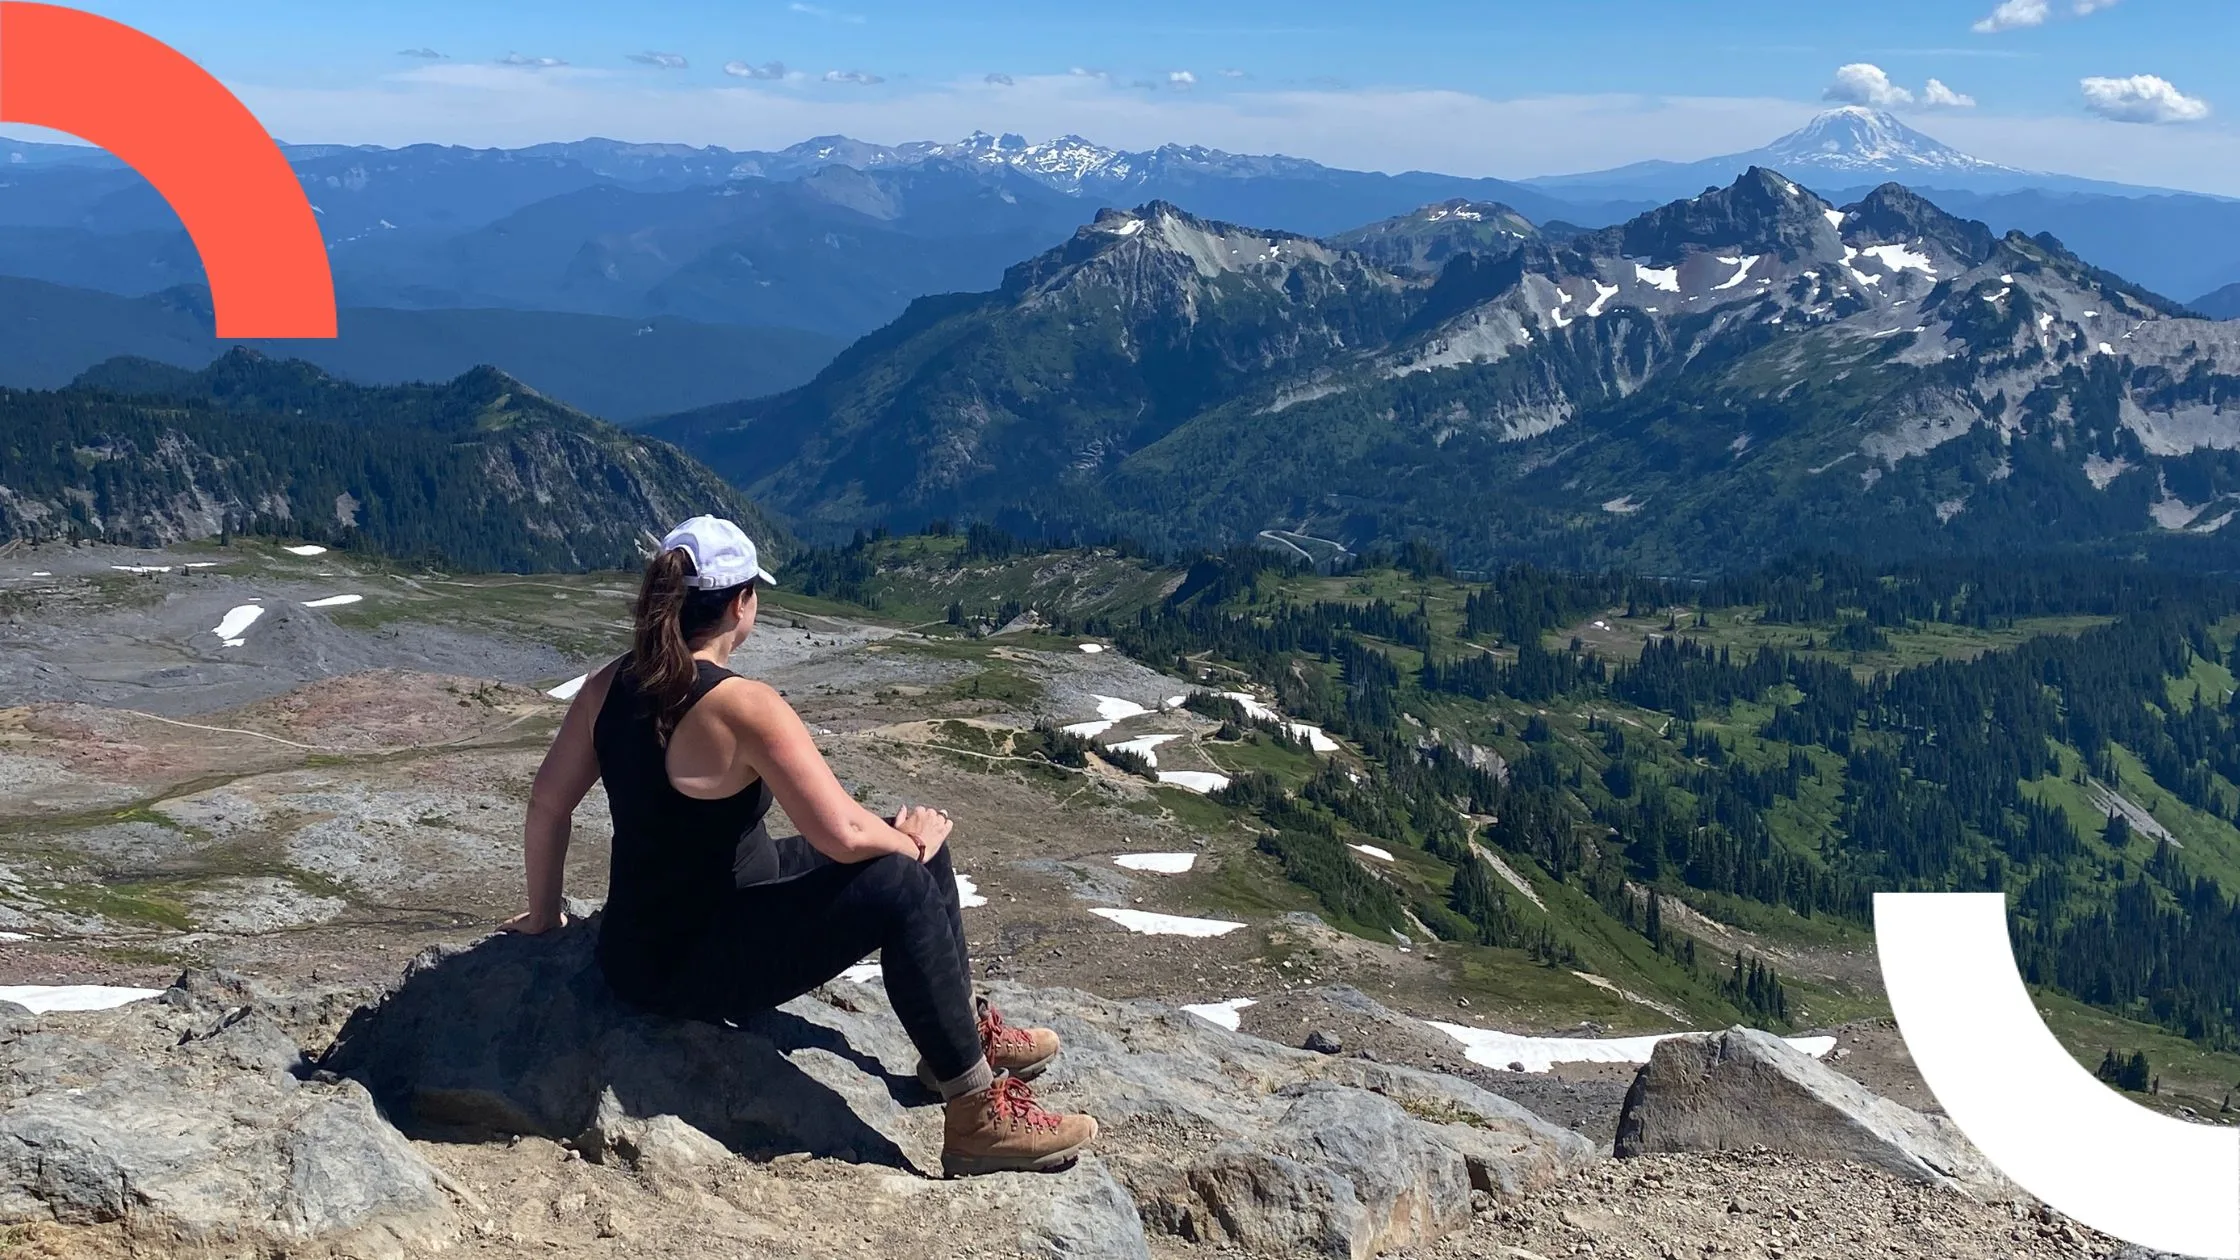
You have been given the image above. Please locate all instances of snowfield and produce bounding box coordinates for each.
[0,984,165,1013]
[1089,907,1247,937]
[1180,997,1257,1030]
[1425,1021,1837,1074]
[1114,852,1197,874]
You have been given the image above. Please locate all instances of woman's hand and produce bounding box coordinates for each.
[500,909,569,935]
[893,805,953,864]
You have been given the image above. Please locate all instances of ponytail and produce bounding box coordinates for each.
[629,547,752,742]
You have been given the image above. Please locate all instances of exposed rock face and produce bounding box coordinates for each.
[1613,1027,2015,1200]
[0,971,452,1258]
[323,916,1597,1260]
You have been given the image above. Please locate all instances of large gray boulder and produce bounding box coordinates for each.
[323,915,1596,1260]
[0,971,452,1258]
[1613,1027,2015,1200]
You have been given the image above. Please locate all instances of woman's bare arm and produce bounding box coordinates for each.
[505,662,614,932]
[713,678,930,864]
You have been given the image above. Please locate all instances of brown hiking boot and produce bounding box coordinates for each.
[942,1074,1098,1177]
[919,996,1061,1089]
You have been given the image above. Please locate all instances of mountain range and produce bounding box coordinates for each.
[0,110,2230,342]
[647,171,2240,574]
[0,350,776,570]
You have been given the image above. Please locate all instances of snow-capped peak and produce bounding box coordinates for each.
[1756,107,2027,177]
[913,131,1130,191]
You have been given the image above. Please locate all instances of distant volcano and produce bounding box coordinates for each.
[1521,106,2164,201]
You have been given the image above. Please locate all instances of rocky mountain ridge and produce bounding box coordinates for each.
[651,170,2240,571]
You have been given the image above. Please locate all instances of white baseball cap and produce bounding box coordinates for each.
[660,515,778,589]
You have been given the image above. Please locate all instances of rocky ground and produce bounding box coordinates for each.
[0,541,2175,1259]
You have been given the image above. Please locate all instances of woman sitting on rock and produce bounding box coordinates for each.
[504,514,1097,1177]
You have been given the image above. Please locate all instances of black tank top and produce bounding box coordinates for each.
[592,655,777,1003]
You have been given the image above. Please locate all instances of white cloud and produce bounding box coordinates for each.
[823,69,884,85]
[790,2,865,23]
[1824,63,1913,108]
[2073,0,2121,12]
[498,53,568,69]
[626,52,689,70]
[2080,75,2211,124]
[724,60,788,80]
[1972,0,2049,31]
[984,72,1014,87]
[1219,68,1249,80]
[1922,79,1978,109]
[396,48,443,60]
[1168,70,1197,88]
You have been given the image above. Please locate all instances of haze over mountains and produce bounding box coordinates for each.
[0,109,2231,397]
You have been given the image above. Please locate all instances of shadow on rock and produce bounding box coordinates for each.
[321,913,932,1173]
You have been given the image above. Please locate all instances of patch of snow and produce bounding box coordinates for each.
[1162,695,1189,710]
[1180,997,1257,1030]
[111,565,171,575]
[1114,852,1197,874]
[1601,495,1643,514]
[0,985,165,1013]
[1288,725,1339,753]
[1060,720,1115,739]
[1090,907,1247,937]
[1585,281,1620,318]
[211,605,264,641]
[0,931,29,942]
[955,874,987,908]
[1859,243,1937,276]
[2151,494,2203,531]
[1822,209,1845,230]
[1105,217,1145,237]
[1093,695,1150,722]
[1349,844,1395,862]
[1157,770,1232,794]
[1108,734,1182,766]
[1712,255,1760,291]
[1424,1021,1836,1074]
[2098,342,2116,355]
[30,571,49,577]
[2037,312,2056,333]
[2000,274,2015,284]
[837,961,882,985]
[2082,455,2132,490]
[302,594,362,608]
[1077,643,1106,654]
[546,674,588,701]
[1633,263,1679,292]
[282,545,328,556]
[182,562,220,569]
[1219,691,1278,723]
[2083,310,2099,318]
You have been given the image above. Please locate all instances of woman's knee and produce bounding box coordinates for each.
[857,850,938,907]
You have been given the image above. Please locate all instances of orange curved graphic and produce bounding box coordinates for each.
[0,2,335,337]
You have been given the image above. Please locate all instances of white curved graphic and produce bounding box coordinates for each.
[1875,893,2239,1258]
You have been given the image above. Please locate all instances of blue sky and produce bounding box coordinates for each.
[38,0,2240,191]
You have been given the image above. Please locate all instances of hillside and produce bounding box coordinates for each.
[782,530,2240,1097]
[0,349,780,571]
[653,172,2240,574]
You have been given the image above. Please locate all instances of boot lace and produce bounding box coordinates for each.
[988,1075,1061,1132]
[978,1001,1035,1052]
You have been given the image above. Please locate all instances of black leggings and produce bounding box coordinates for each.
[667,837,983,1085]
